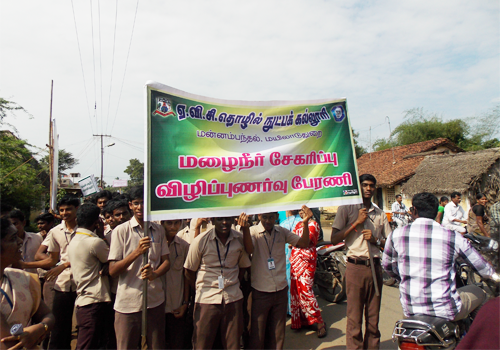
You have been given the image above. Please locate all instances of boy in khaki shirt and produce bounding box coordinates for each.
[185,215,251,350]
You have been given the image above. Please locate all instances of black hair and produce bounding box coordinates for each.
[412,192,439,219]
[450,192,461,199]
[395,194,402,199]
[476,193,486,200]
[105,200,130,214]
[359,174,377,185]
[76,203,101,229]
[440,196,449,203]
[94,190,113,202]
[1,218,15,239]
[129,186,144,201]
[0,203,13,214]
[35,213,55,223]
[57,195,80,209]
[9,209,25,222]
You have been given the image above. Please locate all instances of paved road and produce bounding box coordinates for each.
[281,226,403,349]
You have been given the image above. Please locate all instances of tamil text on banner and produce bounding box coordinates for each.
[145,81,361,221]
[79,174,100,197]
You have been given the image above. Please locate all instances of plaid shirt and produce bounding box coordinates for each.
[382,218,494,320]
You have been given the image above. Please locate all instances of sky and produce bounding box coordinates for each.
[1,0,499,184]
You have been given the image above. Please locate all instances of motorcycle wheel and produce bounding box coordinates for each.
[317,262,346,303]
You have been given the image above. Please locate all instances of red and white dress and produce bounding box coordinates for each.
[290,220,324,329]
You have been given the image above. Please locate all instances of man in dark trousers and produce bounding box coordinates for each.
[331,174,391,350]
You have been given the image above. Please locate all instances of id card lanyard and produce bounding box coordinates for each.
[216,240,231,289]
[263,230,276,270]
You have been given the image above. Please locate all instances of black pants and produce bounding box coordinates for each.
[49,290,76,350]
[76,302,111,350]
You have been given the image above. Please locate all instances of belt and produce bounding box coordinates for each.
[347,257,380,266]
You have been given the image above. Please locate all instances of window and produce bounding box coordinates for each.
[386,187,396,210]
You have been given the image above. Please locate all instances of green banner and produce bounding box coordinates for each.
[145,82,361,220]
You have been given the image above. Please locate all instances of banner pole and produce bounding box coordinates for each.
[141,221,149,347]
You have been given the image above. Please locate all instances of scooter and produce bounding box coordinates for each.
[314,241,347,303]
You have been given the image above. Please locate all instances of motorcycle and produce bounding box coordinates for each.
[391,236,499,350]
[314,241,347,303]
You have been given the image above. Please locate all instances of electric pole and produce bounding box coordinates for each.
[93,134,112,188]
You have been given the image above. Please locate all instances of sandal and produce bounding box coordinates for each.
[317,323,327,338]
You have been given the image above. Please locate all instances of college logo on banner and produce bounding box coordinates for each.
[152,97,176,118]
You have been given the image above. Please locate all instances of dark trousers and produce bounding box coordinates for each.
[75,302,110,349]
[346,261,383,350]
[192,300,243,350]
[249,287,288,350]
[114,303,166,350]
[165,312,191,349]
[49,290,76,350]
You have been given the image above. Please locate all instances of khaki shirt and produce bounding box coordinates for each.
[68,228,111,307]
[164,235,190,313]
[108,217,169,313]
[22,232,43,274]
[104,228,118,294]
[47,222,77,292]
[184,228,251,304]
[249,222,300,293]
[332,203,391,259]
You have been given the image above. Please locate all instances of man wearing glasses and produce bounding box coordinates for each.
[331,174,391,350]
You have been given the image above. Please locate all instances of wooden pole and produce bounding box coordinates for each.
[48,80,54,210]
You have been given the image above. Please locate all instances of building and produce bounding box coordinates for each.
[355,138,463,212]
[401,148,500,213]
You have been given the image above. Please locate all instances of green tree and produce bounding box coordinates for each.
[351,129,367,158]
[0,97,32,133]
[124,158,144,187]
[41,149,79,175]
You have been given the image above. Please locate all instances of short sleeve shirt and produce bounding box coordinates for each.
[165,235,190,313]
[249,222,300,292]
[22,232,43,274]
[184,228,251,304]
[47,222,77,292]
[332,204,391,259]
[68,228,111,307]
[108,217,169,313]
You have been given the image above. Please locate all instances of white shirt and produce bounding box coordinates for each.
[21,232,43,274]
[442,202,466,227]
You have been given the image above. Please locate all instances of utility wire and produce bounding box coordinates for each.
[90,0,98,130]
[105,0,118,134]
[70,0,94,135]
[110,0,140,135]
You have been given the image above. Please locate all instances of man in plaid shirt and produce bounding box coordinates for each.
[382,192,500,321]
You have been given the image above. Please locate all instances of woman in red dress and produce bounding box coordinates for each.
[289,209,327,338]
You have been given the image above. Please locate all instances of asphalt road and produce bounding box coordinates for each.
[281,227,404,350]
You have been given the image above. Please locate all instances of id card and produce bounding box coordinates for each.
[218,275,224,289]
[267,258,276,270]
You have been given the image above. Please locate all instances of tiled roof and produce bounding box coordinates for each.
[356,138,462,187]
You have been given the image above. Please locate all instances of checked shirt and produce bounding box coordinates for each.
[382,217,494,320]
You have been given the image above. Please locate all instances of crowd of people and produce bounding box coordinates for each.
[1,173,499,350]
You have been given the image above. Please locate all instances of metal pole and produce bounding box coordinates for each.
[100,135,104,188]
[141,222,149,346]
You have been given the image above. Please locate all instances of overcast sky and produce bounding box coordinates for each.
[1,0,499,184]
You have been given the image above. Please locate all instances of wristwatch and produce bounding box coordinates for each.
[376,238,381,247]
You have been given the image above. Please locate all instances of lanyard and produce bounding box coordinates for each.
[215,240,231,276]
[0,275,14,310]
[76,232,93,237]
[134,226,154,242]
[263,230,276,258]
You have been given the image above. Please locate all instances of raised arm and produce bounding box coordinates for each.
[331,207,367,245]
[295,205,313,248]
[109,236,150,278]
[238,213,254,255]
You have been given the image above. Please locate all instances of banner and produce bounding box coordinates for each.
[79,174,100,197]
[145,81,361,221]
[113,179,128,187]
[50,119,59,211]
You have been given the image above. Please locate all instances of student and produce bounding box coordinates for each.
[240,206,313,350]
[185,215,251,350]
[20,196,80,350]
[108,186,170,350]
[35,212,56,240]
[9,209,43,274]
[94,190,113,210]
[68,203,111,350]
[161,219,191,349]
[330,174,391,350]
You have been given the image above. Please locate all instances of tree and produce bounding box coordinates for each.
[0,97,32,133]
[124,158,144,187]
[41,149,79,175]
[351,129,367,158]
[372,106,500,151]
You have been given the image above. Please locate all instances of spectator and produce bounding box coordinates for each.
[442,192,467,234]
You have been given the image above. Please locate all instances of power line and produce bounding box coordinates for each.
[70,0,94,135]
[105,0,118,134]
[109,0,140,135]
[89,0,98,131]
